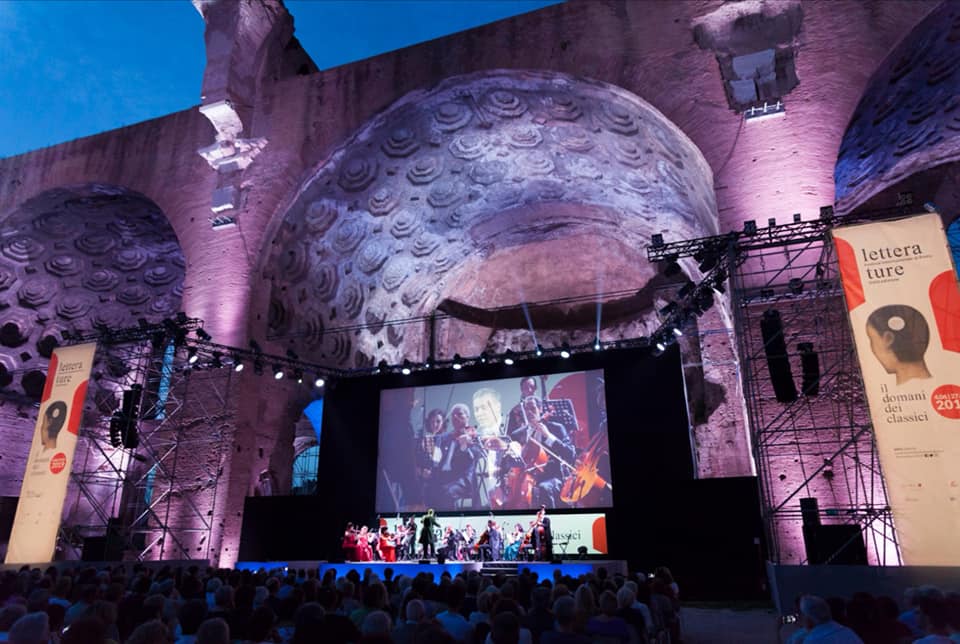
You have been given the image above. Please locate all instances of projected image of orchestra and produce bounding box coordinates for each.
[376,370,612,513]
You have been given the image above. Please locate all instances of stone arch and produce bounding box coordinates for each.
[263,70,720,367]
[0,184,186,399]
[835,1,960,214]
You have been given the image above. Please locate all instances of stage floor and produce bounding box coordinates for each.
[236,559,627,578]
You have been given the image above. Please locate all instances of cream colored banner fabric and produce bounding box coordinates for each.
[5,343,96,564]
[833,214,960,564]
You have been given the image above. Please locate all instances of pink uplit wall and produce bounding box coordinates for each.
[0,0,949,566]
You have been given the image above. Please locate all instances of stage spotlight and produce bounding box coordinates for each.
[401,360,412,375]
[535,345,543,357]
[789,278,804,295]
[503,350,515,366]
[211,353,223,369]
[196,327,212,341]
[661,255,681,277]
[314,376,325,388]
[655,340,666,352]
[234,361,244,373]
[793,213,802,223]
[479,352,489,364]
[744,220,757,235]
[594,340,601,351]
[273,365,284,380]
[452,354,463,370]
[559,343,571,359]
[659,302,678,316]
[767,217,776,228]
[819,205,834,221]
[253,358,264,376]
[187,347,200,364]
[249,339,263,353]
[294,369,304,384]
[650,233,664,248]
[672,326,683,338]
[376,359,388,374]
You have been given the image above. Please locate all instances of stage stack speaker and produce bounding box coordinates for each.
[760,309,798,403]
[798,342,820,396]
[800,497,868,565]
[110,385,143,449]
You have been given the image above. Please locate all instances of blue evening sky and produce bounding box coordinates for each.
[0,0,560,159]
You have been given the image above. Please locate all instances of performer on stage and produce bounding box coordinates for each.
[503,522,524,561]
[356,525,374,561]
[403,515,418,560]
[532,506,553,561]
[378,526,397,562]
[342,523,358,562]
[478,519,502,562]
[419,508,439,559]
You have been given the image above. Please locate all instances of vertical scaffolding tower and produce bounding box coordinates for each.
[730,232,898,565]
[647,209,909,566]
[61,329,233,562]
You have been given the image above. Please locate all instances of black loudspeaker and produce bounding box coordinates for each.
[799,497,821,527]
[802,524,868,565]
[0,497,18,542]
[798,343,820,396]
[111,385,142,448]
[760,309,797,403]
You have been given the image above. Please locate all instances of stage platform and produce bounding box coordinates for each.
[235,559,627,579]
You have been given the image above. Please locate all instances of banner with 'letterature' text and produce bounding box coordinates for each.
[833,214,960,564]
[5,343,96,564]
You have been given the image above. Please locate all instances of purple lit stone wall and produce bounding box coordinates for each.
[836,1,960,214]
[0,0,948,565]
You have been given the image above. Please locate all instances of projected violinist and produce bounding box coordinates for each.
[508,396,576,508]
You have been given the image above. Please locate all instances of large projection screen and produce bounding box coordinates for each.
[376,370,611,514]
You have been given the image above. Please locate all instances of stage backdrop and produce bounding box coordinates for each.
[5,343,95,564]
[834,214,960,565]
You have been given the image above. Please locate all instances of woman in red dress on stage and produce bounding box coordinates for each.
[378,526,397,562]
[356,526,374,561]
[342,523,359,561]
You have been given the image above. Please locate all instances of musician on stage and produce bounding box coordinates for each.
[419,508,439,559]
[478,519,502,562]
[504,522,524,561]
[378,526,397,562]
[531,506,553,561]
[403,516,418,560]
[356,525,374,561]
[342,523,359,562]
[509,396,576,508]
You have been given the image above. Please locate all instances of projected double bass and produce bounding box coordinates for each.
[508,395,576,509]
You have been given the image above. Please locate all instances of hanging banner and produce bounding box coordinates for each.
[833,214,960,565]
[5,343,96,564]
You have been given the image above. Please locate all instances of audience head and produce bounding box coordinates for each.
[8,612,50,644]
[126,619,172,644]
[799,595,833,628]
[491,611,520,644]
[195,617,230,644]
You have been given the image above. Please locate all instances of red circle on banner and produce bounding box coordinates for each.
[931,384,960,420]
[49,453,67,474]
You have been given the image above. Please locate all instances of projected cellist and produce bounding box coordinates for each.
[508,396,576,508]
